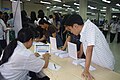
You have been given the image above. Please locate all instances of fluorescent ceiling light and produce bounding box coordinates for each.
[100,9,106,11]
[87,12,92,14]
[10,0,22,3]
[116,4,120,7]
[53,6,57,8]
[91,13,96,15]
[63,4,70,7]
[40,1,51,4]
[102,0,111,3]
[76,11,79,13]
[103,7,106,9]
[103,15,106,17]
[26,0,30,1]
[77,7,79,9]
[53,0,61,2]
[74,3,79,6]
[112,15,117,18]
[46,7,50,9]
[88,5,97,9]
[112,8,119,11]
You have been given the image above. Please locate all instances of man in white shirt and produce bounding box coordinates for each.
[0,28,50,80]
[64,14,115,80]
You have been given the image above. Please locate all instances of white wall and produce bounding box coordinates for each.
[1,1,48,17]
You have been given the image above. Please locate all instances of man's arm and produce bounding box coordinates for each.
[85,45,93,71]
[82,45,94,80]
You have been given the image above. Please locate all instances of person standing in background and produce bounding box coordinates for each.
[0,11,7,57]
[117,20,120,43]
[110,20,117,43]
[102,20,109,38]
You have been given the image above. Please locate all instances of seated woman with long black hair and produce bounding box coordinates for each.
[0,28,50,80]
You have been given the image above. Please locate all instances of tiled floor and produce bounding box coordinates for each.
[107,33,120,74]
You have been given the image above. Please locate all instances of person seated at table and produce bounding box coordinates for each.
[35,17,63,48]
[0,28,51,80]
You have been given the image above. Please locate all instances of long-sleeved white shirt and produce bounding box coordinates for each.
[0,41,45,80]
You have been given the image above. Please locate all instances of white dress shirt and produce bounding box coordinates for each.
[80,19,115,70]
[0,41,45,80]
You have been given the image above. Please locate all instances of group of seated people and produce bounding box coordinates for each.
[0,11,85,80]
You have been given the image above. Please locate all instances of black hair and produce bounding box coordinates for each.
[30,11,37,23]
[65,14,84,26]
[49,15,53,18]
[61,14,71,26]
[39,17,51,25]
[10,13,13,18]
[0,28,34,65]
[0,11,3,15]
[0,11,3,18]
[38,10,44,18]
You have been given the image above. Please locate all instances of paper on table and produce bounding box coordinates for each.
[79,62,96,71]
[68,42,77,60]
[72,59,86,65]
[48,62,61,71]
[50,37,57,51]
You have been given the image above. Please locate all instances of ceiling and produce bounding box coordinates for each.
[11,0,120,17]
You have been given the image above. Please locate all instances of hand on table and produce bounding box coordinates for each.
[81,70,95,80]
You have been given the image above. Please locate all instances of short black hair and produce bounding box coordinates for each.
[39,17,51,25]
[0,11,3,15]
[62,14,71,26]
[65,14,84,26]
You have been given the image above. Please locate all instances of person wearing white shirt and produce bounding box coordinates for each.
[0,11,7,57]
[102,20,109,38]
[117,20,120,43]
[64,14,115,80]
[0,28,51,80]
[110,21,117,43]
[7,13,14,28]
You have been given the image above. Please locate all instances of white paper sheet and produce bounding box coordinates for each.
[68,42,77,60]
[72,59,86,65]
[48,62,61,71]
[79,62,96,71]
[50,37,57,50]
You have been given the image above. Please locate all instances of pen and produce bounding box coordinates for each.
[54,64,56,69]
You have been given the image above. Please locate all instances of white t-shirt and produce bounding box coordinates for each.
[80,19,115,70]
[0,19,6,39]
[0,41,45,80]
[110,23,117,33]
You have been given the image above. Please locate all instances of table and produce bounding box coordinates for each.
[42,54,120,80]
[30,46,120,80]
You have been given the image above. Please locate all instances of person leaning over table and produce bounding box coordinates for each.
[0,28,51,80]
[64,14,115,80]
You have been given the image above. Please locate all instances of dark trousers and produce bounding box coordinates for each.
[117,32,120,43]
[29,71,50,80]
[110,33,116,43]
[0,40,7,57]
[102,30,108,38]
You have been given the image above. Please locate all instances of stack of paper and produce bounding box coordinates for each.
[51,50,69,58]
[72,59,85,65]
